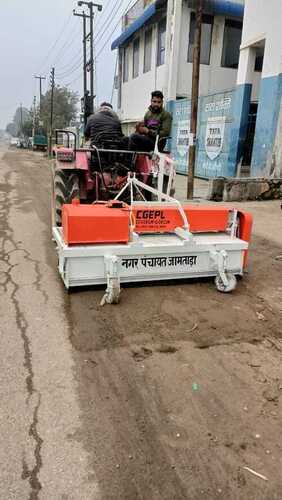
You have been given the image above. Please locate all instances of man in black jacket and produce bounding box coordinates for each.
[84,102,127,148]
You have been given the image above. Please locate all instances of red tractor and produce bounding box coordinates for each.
[51,130,176,226]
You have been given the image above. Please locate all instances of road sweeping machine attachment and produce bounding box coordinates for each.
[52,173,253,305]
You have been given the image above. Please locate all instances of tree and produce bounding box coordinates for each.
[6,122,17,137]
[40,86,78,134]
[22,119,33,138]
[13,107,29,135]
[5,107,29,136]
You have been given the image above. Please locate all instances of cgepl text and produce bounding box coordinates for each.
[136,210,166,220]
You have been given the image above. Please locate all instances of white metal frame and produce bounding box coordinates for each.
[114,173,190,234]
[53,226,248,304]
[152,135,176,200]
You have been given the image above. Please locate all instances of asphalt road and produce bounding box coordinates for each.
[1,144,282,500]
[0,145,100,499]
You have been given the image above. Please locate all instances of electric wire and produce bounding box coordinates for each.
[36,0,133,94]
[94,0,123,45]
[63,73,83,87]
[94,0,115,33]
[96,0,134,59]
[55,46,83,73]
[60,0,134,90]
[36,11,73,74]
[56,10,101,79]
[93,42,98,105]
[56,55,84,79]
[56,46,90,85]
[56,56,87,87]
[51,23,82,67]
[55,9,98,80]
[53,0,124,85]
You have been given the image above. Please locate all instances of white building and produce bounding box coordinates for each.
[111,0,253,127]
[231,0,282,175]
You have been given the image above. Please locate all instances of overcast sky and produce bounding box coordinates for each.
[0,0,134,129]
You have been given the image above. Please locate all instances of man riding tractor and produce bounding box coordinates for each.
[129,90,172,152]
[84,102,128,149]
[52,97,175,225]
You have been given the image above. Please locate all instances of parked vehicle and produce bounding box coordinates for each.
[32,134,48,151]
[9,137,19,147]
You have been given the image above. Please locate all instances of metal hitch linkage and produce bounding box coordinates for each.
[114,173,192,236]
[100,255,121,306]
[210,249,237,293]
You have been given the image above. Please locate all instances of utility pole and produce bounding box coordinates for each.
[48,67,55,157]
[83,13,87,103]
[73,9,90,126]
[77,1,102,113]
[187,0,203,199]
[89,2,94,107]
[34,75,46,115]
[20,103,23,136]
[32,95,36,137]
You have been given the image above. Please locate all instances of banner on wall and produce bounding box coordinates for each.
[205,116,226,160]
[196,91,234,177]
[176,120,190,157]
[168,90,235,177]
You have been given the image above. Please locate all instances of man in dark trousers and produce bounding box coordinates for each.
[129,90,172,152]
[84,102,127,148]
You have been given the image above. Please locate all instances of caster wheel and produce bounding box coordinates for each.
[215,272,237,293]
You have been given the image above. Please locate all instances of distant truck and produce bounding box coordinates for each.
[32,134,48,151]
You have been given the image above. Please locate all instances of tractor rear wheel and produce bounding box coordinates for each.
[53,170,80,226]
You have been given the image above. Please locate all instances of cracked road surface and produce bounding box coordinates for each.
[0,145,99,499]
[1,144,282,500]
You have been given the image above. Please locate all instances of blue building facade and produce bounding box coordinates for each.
[168,0,282,179]
[230,0,282,177]
[168,90,237,177]
[169,71,282,180]
[250,74,282,175]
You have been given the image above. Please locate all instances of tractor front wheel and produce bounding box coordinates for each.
[52,170,80,226]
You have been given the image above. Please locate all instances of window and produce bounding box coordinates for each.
[188,13,213,65]
[221,19,242,69]
[133,38,140,78]
[157,18,166,66]
[123,45,129,82]
[254,46,264,72]
[254,55,263,72]
[144,28,152,73]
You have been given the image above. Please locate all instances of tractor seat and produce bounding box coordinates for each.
[98,138,124,150]
[90,141,136,172]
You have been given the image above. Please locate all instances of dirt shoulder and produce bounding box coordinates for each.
[66,168,282,498]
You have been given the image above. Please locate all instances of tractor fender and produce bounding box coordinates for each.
[54,150,89,171]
